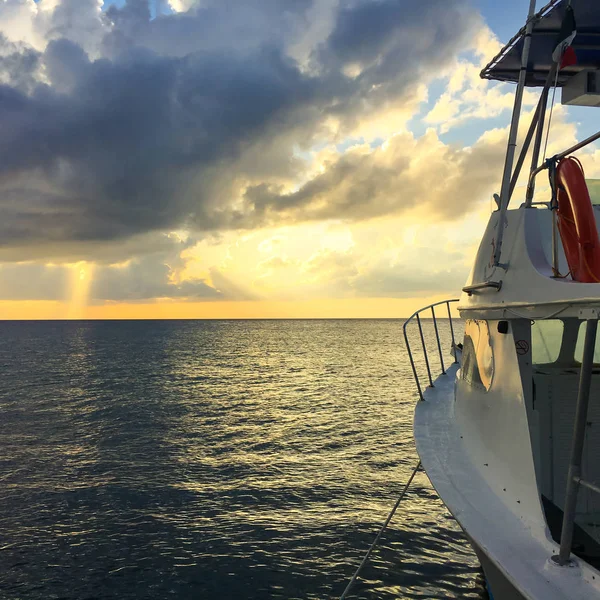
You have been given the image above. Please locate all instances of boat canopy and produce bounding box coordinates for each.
[481,0,600,87]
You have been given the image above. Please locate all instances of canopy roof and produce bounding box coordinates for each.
[481,0,600,87]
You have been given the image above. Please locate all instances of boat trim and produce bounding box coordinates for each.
[459,296,600,313]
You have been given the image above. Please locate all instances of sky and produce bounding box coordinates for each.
[0,0,599,319]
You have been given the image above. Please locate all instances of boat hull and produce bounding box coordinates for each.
[469,538,527,600]
[414,364,600,600]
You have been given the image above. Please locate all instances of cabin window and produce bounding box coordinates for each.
[532,320,564,364]
[461,320,494,391]
[574,321,600,364]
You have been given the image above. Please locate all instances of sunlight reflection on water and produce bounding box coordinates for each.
[0,319,484,599]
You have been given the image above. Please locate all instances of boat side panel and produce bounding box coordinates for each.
[459,208,600,316]
[454,320,547,530]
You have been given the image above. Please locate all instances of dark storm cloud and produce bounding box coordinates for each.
[0,37,40,93]
[104,0,314,59]
[0,38,318,248]
[0,0,481,259]
[316,0,477,128]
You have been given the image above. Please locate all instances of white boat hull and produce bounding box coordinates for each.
[472,543,525,600]
[414,364,600,600]
[470,538,527,600]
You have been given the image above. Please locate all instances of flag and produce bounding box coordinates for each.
[552,5,577,68]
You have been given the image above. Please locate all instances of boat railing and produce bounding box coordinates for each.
[402,299,459,401]
[526,129,600,208]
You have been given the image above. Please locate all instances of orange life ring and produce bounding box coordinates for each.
[555,157,600,283]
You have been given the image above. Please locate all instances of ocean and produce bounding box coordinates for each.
[0,319,486,599]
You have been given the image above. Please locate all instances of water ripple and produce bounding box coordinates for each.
[0,319,481,599]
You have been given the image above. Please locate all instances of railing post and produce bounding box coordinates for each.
[416,314,434,388]
[431,306,445,375]
[403,324,424,401]
[553,318,598,566]
[446,302,457,364]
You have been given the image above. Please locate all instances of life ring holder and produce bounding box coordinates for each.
[554,157,600,283]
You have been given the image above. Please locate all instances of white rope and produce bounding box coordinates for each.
[542,68,560,162]
[542,61,561,162]
[339,460,422,600]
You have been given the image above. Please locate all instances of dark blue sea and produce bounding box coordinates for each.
[0,319,484,599]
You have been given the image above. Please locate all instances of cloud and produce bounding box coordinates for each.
[350,256,468,298]
[0,0,108,54]
[167,1,195,12]
[5,0,562,309]
[90,255,221,301]
[255,244,470,300]
[422,26,539,134]
[0,254,221,302]
[242,127,508,224]
[0,0,483,262]
[0,262,69,300]
[173,217,482,302]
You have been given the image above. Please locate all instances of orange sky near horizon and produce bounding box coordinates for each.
[0,295,460,320]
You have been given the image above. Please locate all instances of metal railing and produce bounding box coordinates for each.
[526,129,600,208]
[402,299,459,401]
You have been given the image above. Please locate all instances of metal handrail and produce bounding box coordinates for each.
[525,129,600,207]
[402,299,460,401]
[574,476,600,497]
[462,281,502,296]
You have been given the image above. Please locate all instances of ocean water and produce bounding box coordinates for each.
[0,318,485,600]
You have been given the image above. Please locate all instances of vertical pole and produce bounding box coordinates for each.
[509,96,543,200]
[555,319,598,565]
[447,302,457,363]
[416,314,434,388]
[493,0,537,266]
[552,209,560,277]
[431,306,446,375]
[526,87,550,204]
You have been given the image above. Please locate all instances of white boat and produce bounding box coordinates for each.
[408,1,600,598]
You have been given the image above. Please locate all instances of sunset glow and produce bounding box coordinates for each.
[0,0,598,319]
